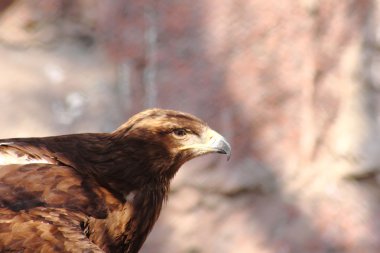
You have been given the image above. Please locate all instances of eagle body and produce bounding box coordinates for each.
[0,109,231,253]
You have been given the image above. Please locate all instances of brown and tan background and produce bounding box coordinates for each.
[1,0,380,252]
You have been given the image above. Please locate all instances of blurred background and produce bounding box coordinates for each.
[1,0,380,252]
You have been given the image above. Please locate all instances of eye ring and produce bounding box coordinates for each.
[173,128,187,137]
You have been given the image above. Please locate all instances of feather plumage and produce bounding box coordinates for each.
[0,108,231,253]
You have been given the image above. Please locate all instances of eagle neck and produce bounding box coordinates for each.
[119,180,170,253]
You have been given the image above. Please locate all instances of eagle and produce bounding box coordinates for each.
[0,108,231,253]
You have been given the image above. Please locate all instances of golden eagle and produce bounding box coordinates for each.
[0,108,231,253]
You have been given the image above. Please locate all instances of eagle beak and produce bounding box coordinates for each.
[205,129,232,161]
[179,128,231,160]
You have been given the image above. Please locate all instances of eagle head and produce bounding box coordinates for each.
[112,108,231,179]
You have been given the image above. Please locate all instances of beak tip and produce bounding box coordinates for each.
[217,149,231,161]
[206,129,232,161]
[216,140,231,161]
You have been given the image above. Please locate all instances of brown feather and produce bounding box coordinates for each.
[0,108,231,253]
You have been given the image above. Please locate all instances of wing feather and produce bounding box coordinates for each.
[0,136,87,167]
[0,135,135,252]
[0,163,110,218]
[0,207,104,253]
[0,162,124,252]
[0,143,52,165]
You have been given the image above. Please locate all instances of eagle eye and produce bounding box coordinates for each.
[172,128,187,137]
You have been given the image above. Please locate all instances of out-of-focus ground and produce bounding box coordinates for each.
[2,0,380,252]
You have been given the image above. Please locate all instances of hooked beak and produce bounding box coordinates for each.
[206,129,231,160]
[179,128,231,161]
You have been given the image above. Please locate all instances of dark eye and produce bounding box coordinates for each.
[173,128,187,137]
